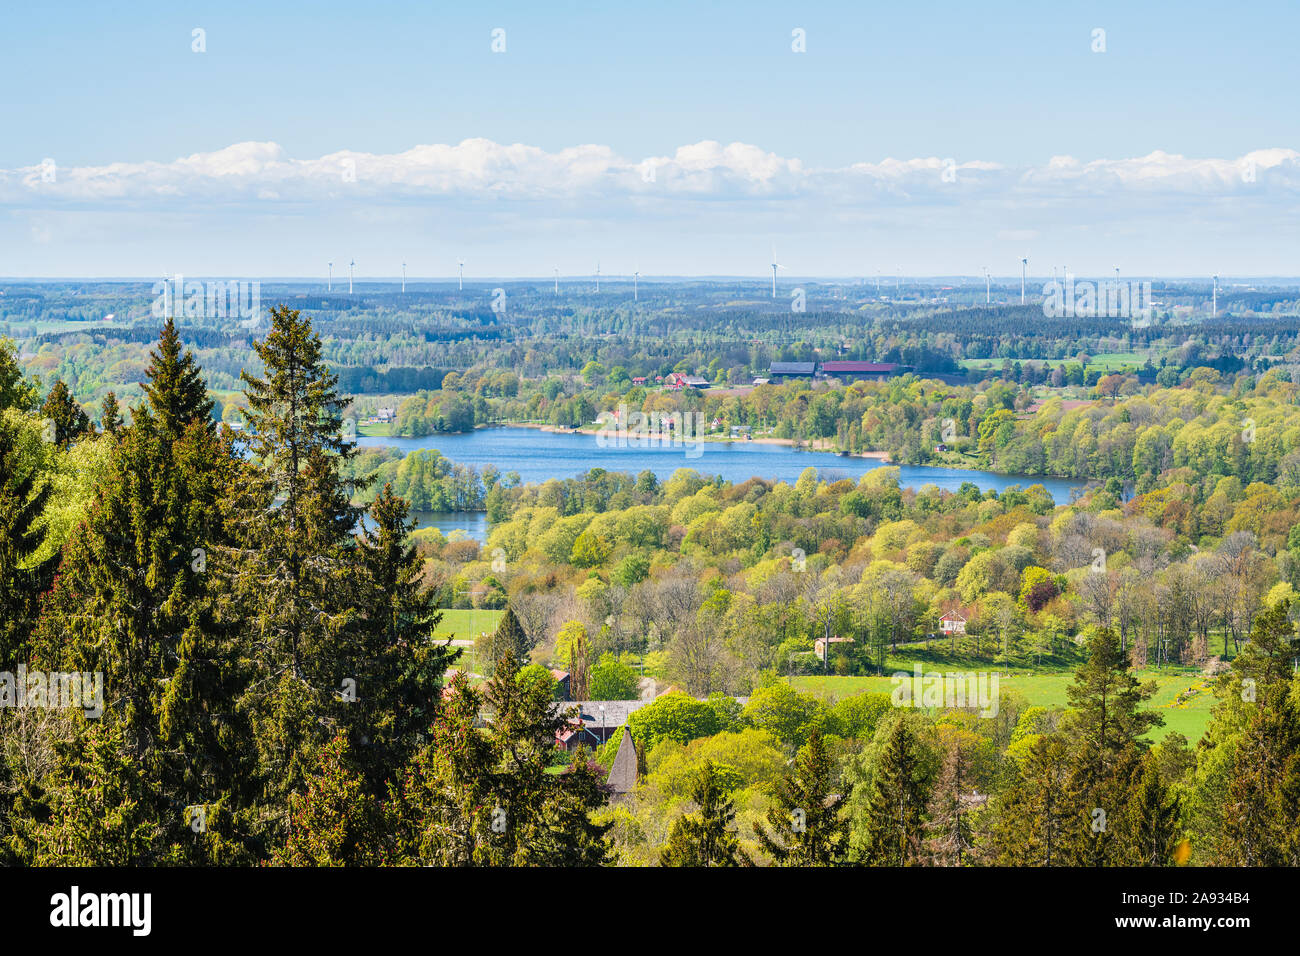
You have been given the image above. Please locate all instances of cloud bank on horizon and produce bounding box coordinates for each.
[4,139,1299,278]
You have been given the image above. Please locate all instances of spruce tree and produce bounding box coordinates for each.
[0,337,38,412]
[993,734,1073,866]
[0,421,57,665]
[34,320,249,863]
[222,305,366,824]
[346,482,458,789]
[396,653,610,866]
[754,730,850,865]
[1221,694,1300,865]
[271,733,389,866]
[659,761,751,867]
[862,718,930,865]
[26,718,160,866]
[99,390,122,435]
[40,380,89,447]
[926,733,976,866]
[484,606,531,671]
[1122,751,1182,866]
[143,318,213,441]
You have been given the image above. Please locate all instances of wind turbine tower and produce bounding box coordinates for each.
[349,259,354,294]
[595,261,600,293]
[770,247,782,299]
[1212,275,1218,315]
[633,269,639,301]
[458,258,464,291]
[401,262,406,294]
[1020,257,1027,304]
[328,261,333,293]
[983,267,991,305]
[554,267,559,295]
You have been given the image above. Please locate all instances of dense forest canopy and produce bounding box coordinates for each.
[2,284,1300,867]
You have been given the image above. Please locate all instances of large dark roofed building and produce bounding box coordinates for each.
[768,361,816,378]
[821,360,909,381]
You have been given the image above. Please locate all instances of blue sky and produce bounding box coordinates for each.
[2,0,1297,277]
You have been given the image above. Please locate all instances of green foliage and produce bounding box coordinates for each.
[754,731,851,865]
[626,692,723,750]
[658,761,751,867]
[589,654,639,701]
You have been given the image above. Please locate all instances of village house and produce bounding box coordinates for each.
[553,699,648,752]
[664,372,709,390]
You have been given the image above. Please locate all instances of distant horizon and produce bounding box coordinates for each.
[1,274,1296,286]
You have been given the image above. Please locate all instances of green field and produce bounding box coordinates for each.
[433,608,503,642]
[793,663,1215,743]
[959,350,1163,372]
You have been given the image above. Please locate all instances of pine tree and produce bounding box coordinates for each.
[40,380,89,447]
[659,761,751,866]
[1187,598,1300,864]
[0,421,57,664]
[754,730,850,865]
[1062,627,1161,864]
[1232,597,1298,703]
[1066,628,1162,782]
[862,718,930,865]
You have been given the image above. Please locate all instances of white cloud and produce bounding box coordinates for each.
[4,139,1296,207]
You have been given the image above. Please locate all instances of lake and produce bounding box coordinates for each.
[365,426,1085,541]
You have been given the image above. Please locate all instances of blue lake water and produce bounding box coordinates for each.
[364,427,1084,540]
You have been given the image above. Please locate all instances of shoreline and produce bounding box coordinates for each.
[360,422,1082,492]
[488,422,893,460]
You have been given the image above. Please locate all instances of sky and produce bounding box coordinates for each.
[1,0,1297,278]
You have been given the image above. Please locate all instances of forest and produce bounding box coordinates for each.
[2,300,1299,866]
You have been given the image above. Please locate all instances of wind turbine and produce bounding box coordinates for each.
[457,258,464,291]
[554,267,559,295]
[349,259,355,294]
[1020,256,1028,304]
[633,267,639,301]
[327,261,333,293]
[595,261,600,293]
[875,269,881,295]
[983,267,991,305]
[1212,274,1218,315]
[401,262,406,294]
[770,247,782,299]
